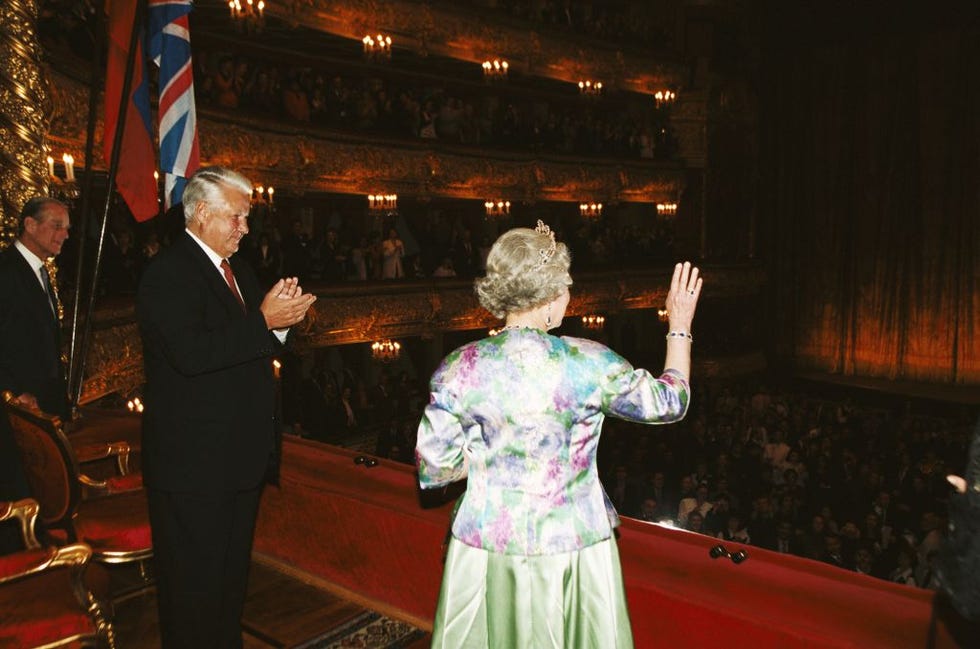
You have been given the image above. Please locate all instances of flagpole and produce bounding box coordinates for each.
[67,0,107,412]
[71,0,147,410]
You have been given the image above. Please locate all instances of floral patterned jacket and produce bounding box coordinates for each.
[416,328,690,556]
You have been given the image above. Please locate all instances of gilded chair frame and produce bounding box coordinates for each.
[0,498,115,649]
[3,391,153,566]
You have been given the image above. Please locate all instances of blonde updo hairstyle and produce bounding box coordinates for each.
[475,226,572,319]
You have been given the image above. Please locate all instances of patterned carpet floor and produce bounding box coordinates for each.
[296,611,427,649]
[109,560,430,648]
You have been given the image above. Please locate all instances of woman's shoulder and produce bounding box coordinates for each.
[433,337,495,376]
[558,335,620,358]
[558,336,635,378]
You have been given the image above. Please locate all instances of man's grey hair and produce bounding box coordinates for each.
[182,166,253,223]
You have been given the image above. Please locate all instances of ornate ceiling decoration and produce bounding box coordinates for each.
[272,1,688,96]
[78,266,765,402]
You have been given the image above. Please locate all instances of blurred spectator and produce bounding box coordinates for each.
[432,257,456,278]
[381,228,405,279]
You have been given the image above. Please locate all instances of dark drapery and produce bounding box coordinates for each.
[761,11,979,384]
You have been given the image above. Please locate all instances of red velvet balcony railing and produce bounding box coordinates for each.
[255,438,962,647]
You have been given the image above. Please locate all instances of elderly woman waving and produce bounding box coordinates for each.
[416,221,702,649]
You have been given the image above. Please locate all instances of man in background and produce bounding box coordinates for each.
[0,197,70,553]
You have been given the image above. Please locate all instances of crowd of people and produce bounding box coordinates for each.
[86,203,678,296]
[597,383,973,589]
[283,348,974,593]
[195,51,679,161]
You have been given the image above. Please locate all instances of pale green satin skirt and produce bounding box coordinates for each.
[431,537,634,649]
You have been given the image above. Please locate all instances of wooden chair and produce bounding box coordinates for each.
[2,391,153,571]
[67,407,144,489]
[73,440,143,496]
[0,498,114,648]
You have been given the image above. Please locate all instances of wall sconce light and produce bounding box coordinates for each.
[363,34,392,61]
[578,80,603,97]
[484,200,511,218]
[126,396,144,413]
[368,194,398,212]
[657,308,669,323]
[371,339,401,362]
[655,90,677,107]
[46,151,79,206]
[656,202,678,216]
[229,0,266,33]
[253,185,275,204]
[483,59,509,81]
[581,314,605,330]
[580,202,603,218]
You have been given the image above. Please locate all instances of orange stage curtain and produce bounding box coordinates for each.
[761,9,979,385]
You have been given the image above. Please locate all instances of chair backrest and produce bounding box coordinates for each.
[2,391,83,543]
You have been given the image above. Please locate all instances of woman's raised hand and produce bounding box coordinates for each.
[665,261,702,333]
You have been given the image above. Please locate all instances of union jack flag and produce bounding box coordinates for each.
[147,0,200,209]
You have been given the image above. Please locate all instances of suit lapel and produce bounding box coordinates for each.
[228,254,260,310]
[8,248,59,327]
[176,232,248,315]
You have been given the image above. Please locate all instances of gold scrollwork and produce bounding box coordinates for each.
[0,0,50,248]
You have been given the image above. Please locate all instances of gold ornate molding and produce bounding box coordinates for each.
[0,0,50,247]
[79,319,145,405]
[273,1,687,96]
[47,70,687,204]
[75,265,765,400]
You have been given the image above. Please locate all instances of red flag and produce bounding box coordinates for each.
[104,0,158,222]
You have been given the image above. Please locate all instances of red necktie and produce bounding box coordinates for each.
[220,259,246,311]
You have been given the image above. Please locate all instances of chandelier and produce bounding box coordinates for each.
[654,90,677,107]
[483,59,509,81]
[657,308,669,323]
[371,339,401,362]
[579,202,602,218]
[228,0,265,33]
[368,194,397,212]
[363,34,392,62]
[656,202,678,217]
[581,315,605,330]
[578,80,603,97]
[484,200,510,218]
[126,396,144,414]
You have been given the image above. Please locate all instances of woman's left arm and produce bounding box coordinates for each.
[601,357,691,424]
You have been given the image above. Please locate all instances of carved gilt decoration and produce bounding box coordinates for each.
[75,266,764,401]
[271,1,687,96]
[47,70,687,204]
[0,0,50,247]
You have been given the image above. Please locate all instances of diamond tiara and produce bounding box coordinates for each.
[534,220,557,268]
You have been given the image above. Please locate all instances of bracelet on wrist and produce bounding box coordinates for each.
[666,331,693,342]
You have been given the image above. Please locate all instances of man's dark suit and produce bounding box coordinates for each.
[137,232,281,647]
[0,244,68,553]
[0,244,68,418]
